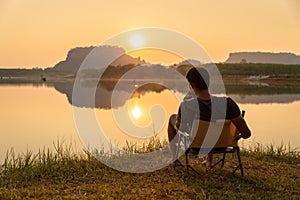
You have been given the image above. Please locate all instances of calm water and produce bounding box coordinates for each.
[1,82,300,162]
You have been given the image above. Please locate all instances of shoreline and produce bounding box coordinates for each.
[1,74,300,84]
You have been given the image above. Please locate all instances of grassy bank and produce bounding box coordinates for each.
[0,142,299,199]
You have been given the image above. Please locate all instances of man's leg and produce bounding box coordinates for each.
[202,153,213,168]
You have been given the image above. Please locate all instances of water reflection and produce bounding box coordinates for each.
[94,89,180,144]
[0,85,84,163]
[238,101,300,150]
[53,80,300,108]
[54,79,187,109]
[3,80,300,107]
[52,79,300,151]
[1,82,300,163]
[231,94,300,104]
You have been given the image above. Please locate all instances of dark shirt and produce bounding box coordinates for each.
[177,96,241,132]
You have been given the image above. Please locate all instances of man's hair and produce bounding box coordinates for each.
[185,67,209,90]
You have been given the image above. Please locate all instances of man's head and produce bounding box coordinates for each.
[185,67,210,90]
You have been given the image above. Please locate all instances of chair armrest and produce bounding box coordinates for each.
[177,130,189,137]
[234,110,247,141]
[235,134,242,141]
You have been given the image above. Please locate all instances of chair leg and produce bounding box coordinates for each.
[174,159,184,169]
[185,151,189,176]
[174,134,184,170]
[174,134,182,159]
[210,157,223,169]
[236,147,244,176]
[184,151,200,176]
[221,153,226,168]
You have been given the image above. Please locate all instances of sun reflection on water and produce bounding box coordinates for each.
[132,105,142,120]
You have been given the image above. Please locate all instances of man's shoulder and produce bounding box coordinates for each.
[211,96,239,109]
[181,97,198,104]
[211,95,236,102]
[180,98,199,109]
[211,95,227,102]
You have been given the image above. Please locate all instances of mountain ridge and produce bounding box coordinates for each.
[49,46,300,72]
[51,46,146,72]
[225,51,300,64]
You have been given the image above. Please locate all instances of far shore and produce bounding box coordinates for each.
[1,62,300,86]
[1,74,300,86]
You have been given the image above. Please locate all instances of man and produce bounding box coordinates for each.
[168,67,251,166]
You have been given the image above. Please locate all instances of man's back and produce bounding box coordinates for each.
[177,96,241,132]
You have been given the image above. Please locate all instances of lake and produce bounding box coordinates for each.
[1,81,300,163]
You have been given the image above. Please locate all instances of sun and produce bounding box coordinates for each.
[132,105,142,119]
[130,34,144,48]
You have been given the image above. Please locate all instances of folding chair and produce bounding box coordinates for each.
[174,111,245,176]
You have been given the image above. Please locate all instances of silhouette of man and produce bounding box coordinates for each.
[168,67,251,165]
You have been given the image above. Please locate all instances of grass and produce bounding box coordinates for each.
[241,142,300,164]
[123,136,168,153]
[0,140,299,199]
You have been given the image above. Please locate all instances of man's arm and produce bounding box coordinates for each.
[231,116,251,139]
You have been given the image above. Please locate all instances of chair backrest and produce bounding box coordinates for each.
[188,120,238,149]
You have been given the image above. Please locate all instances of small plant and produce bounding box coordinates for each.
[123,136,168,153]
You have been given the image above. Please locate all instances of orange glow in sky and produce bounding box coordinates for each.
[128,49,184,65]
[0,0,300,68]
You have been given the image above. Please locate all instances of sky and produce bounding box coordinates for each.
[0,0,300,68]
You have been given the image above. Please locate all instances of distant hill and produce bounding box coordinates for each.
[171,59,202,67]
[225,52,300,64]
[50,46,146,72]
